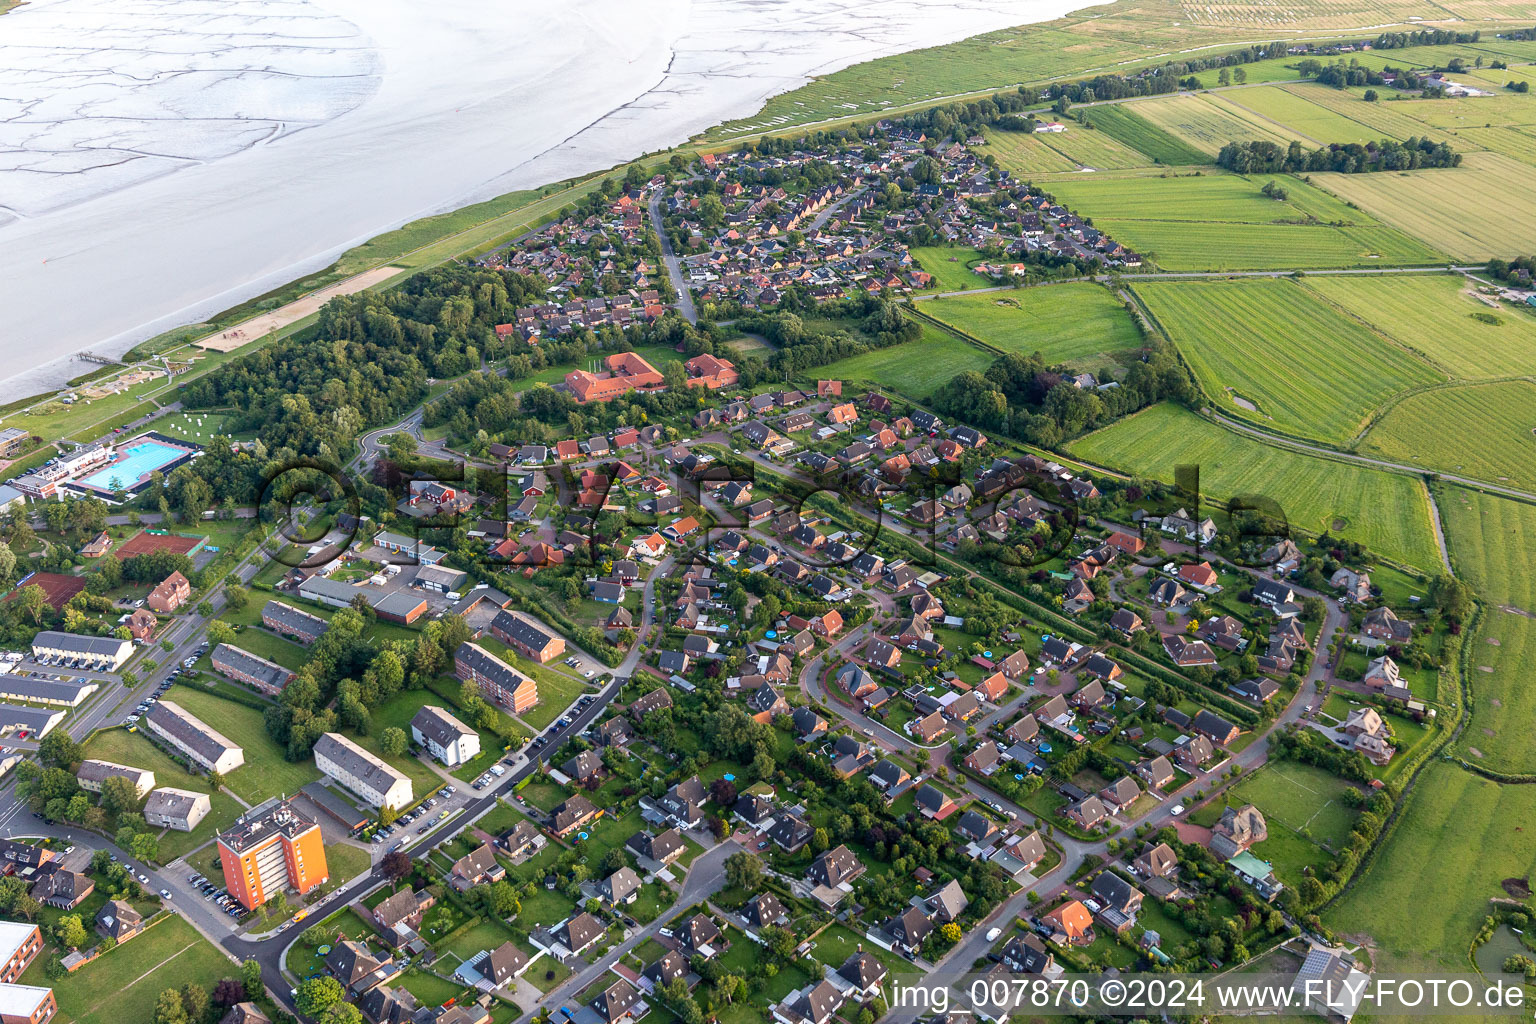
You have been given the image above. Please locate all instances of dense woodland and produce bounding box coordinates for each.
[930,335,1197,447]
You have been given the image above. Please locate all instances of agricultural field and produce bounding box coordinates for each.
[1211,86,1392,144]
[975,130,1079,173]
[1324,764,1536,989]
[1360,382,1536,490]
[1077,104,1208,165]
[1436,485,1536,774]
[922,282,1142,369]
[1311,152,1536,260]
[1132,278,1441,442]
[911,247,995,291]
[1039,124,1155,169]
[1304,273,1536,379]
[1116,92,1314,156]
[1041,168,1442,270]
[1069,403,1442,569]
[1276,83,1462,145]
[812,323,994,397]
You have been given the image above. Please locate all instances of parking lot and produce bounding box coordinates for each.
[118,637,208,726]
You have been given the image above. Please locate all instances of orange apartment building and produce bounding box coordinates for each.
[217,800,328,911]
[565,352,665,404]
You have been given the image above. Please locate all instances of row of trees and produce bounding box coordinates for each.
[1216,137,1460,175]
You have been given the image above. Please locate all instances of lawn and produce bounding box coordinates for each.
[1069,403,1442,569]
[1078,103,1210,166]
[1324,764,1536,982]
[152,411,234,444]
[1133,276,1441,443]
[1311,152,1536,261]
[441,918,519,964]
[40,915,236,1024]
[215,625,311,674]
[1043,167,1441,271]
[518,668,588,731]
[922,282,1142,370]
[1360,381,1536,492]
[811,323,994,398]
[910,247,995,292]
[1215,761,1360,881]
[1436,485,1536,773]
[168,683,322,804]
[1304,273,1536,380]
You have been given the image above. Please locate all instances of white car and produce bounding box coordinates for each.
[159,889,171,899]
[986,927,1002,941]
[138,873,149,883]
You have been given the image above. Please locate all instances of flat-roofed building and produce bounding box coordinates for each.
[297,578,429,624]
[143,701,244,774]
[261,601,329,645]
[0,675,97,708]
[0,706,65,741]
[455,642,537,714]
[30,631,132,670]
[0,922,42,984]
[144,787,211,832]
[313,733,412,811]
[410,706,480,767]
[211,644,294,696]
[488,610,565,663]
[217,798,328,911]
[0,984,54,1024]
[75,759,154,798]
[0,430,31,460]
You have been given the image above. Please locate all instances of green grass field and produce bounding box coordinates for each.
[1361,382,1536,491]
[153,411,233,444]
[1041,168,1442,270]
[1324,764,1536,990]
[167,684,323,803]
[980,124,1152,172]
[1211,86,1399,145]
[1120,92,1314,156]
[1436,485,1536,773]
[43,915,236,1024]
[1069,404,1442,569]
[1304,274,1536,379]
[1133,278,1441,443]
[78,724,247,860]
[1312,152,1536,261]
[812,323,995,398]
[911,247,995,291]
[976,129,1079,172]
[922,282,1142,368]
[1217,762,1360,883]
[1077,104,1208,165]
[1038,124,1154,169]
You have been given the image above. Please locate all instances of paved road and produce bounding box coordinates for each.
[1209,409,1536,505]
[648,193,697,325]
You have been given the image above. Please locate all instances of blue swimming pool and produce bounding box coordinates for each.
[79,441,187,490]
